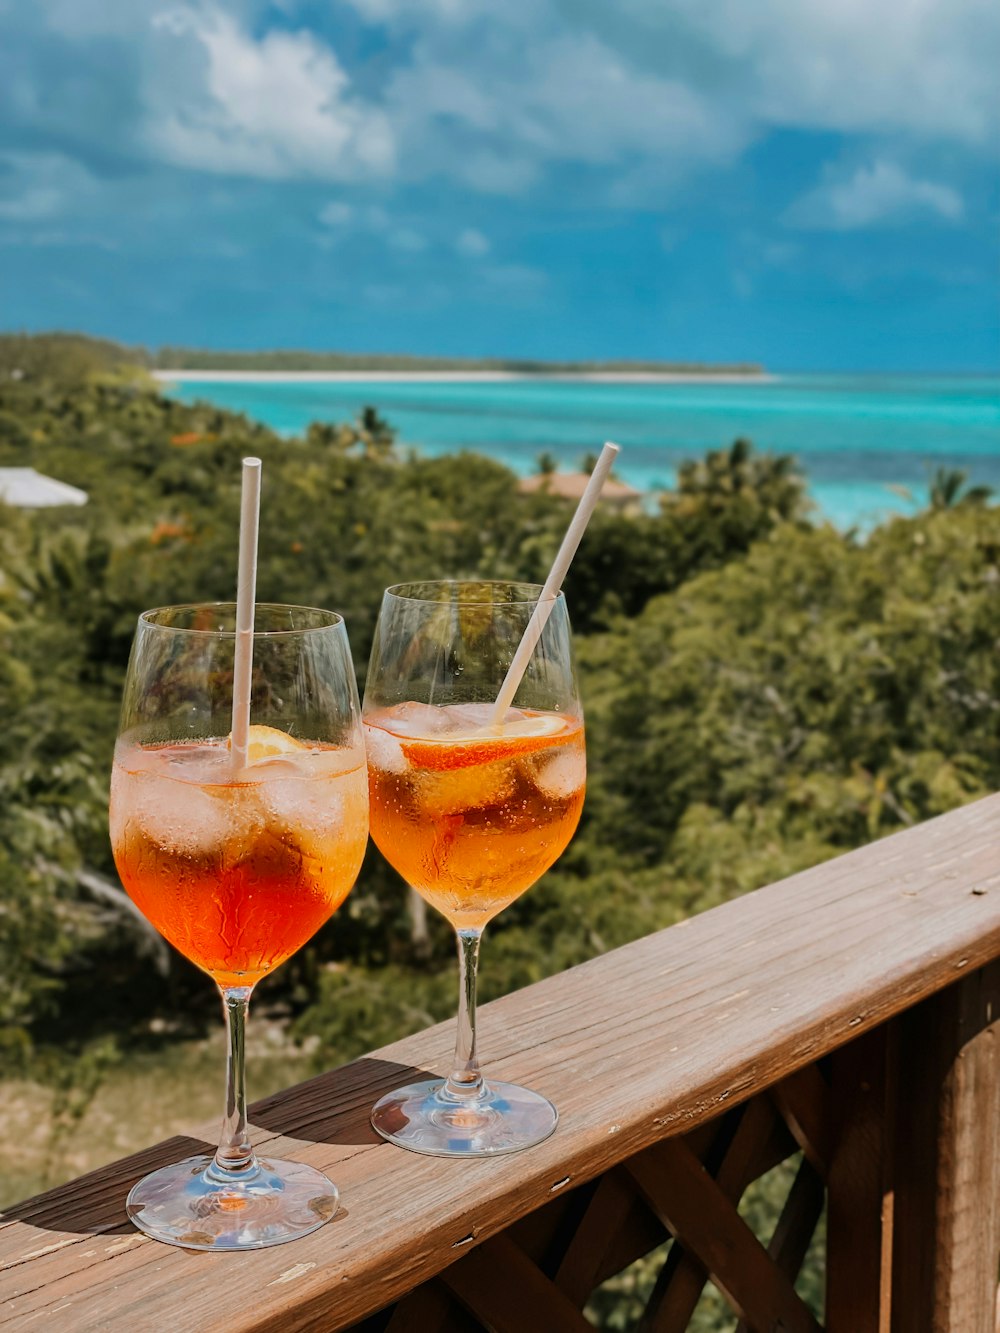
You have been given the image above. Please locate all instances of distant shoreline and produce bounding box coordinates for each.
[153,369,778,385]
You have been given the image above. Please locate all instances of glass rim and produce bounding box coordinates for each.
[383,579,564,608]
[138,602,344,638]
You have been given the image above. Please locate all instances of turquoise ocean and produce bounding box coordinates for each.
[166,374,1000,529]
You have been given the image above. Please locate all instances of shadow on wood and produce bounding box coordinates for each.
[1,793,999,1330]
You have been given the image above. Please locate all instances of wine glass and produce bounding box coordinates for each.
[109,603,369,1249]
[363,580,585,1155]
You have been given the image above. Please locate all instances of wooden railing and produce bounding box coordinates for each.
[2,794,999,1332]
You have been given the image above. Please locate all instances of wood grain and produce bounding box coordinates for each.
[441,1232,592,1333]
[552,1170,638,1306]
[640,1098,786,1332]
[627,1138,820,1333]
[384,1282,466,1333]
[1,792,999,1332]
[825,1027,893,1332]
[735,1157,826,1333]
[770,1064,834,1177]
[890,961,1000,1333]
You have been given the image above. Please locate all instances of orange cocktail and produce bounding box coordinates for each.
[110,728,368,988]
[364,579,583,1155]
[111,601,368,1250]
[365,702,584,930]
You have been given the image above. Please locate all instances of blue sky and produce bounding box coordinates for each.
[0,0,997,370]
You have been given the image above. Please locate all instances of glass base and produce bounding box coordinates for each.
[126,1154,339,1250]
[371,1078,558,1157]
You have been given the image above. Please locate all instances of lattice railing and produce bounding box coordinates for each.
[365,1075,829,1333]
[349,967,998,1333]
[2,794,999,1332]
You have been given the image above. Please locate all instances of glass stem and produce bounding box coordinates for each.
[212,986,257,1177]
[445,929,484,1099]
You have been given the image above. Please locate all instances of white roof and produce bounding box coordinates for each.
[0,468,88,508]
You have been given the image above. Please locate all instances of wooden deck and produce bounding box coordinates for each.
[2,793,999,1331]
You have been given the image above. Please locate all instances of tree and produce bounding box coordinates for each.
[356,406,396,459]
[564,439,810,631]
[928,467,993,510]
[2,332,998,1138]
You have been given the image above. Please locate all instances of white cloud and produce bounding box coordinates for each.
[0,184,61,221]
[319,200,353,226]
[146,8,395,180]
[456,228,490,257]
[383,27,745,199]
[787,159,965,229]
[454,151,540,195]
[316,199,431,252]
[2,0,995,216]
[0,152,97,221]
[761,240,800,266]
[520,34,740,165]
[387,226,426,251]
[332,0,996,210]
[569,0,999,148]
[346,0,469,21]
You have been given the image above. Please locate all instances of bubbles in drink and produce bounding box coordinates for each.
[421,757,515,816]
[364,701,585,930]
[110,734,369,987]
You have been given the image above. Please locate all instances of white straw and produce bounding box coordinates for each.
[230,457,262,771]
[489,441,621,727]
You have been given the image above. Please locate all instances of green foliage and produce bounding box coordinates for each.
[563,439,809,630]
[2,332,997,1059]
[152,345,764,375]
[928,465,994,510]
[579,511,1000,902]
[0,339,578,1047]
[2,333,998,1325]
[0,331,151,384]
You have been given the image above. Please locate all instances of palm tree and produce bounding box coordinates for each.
[357,406,395,459]
[928,468,993,510]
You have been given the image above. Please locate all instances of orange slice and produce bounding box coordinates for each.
[229,724,306,765]
[400,716,574,772]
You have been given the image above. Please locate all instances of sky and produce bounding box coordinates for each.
[0,0,997,370]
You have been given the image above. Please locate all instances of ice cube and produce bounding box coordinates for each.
[533,747,586,800]
[439,703,495,735]
[252,763,368,866]
[130,770,235,858]
[256,772,345,845]
[386,701,455,737]
[162,743,232,781]
[310,745,365,779]
[364,724,406,774]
